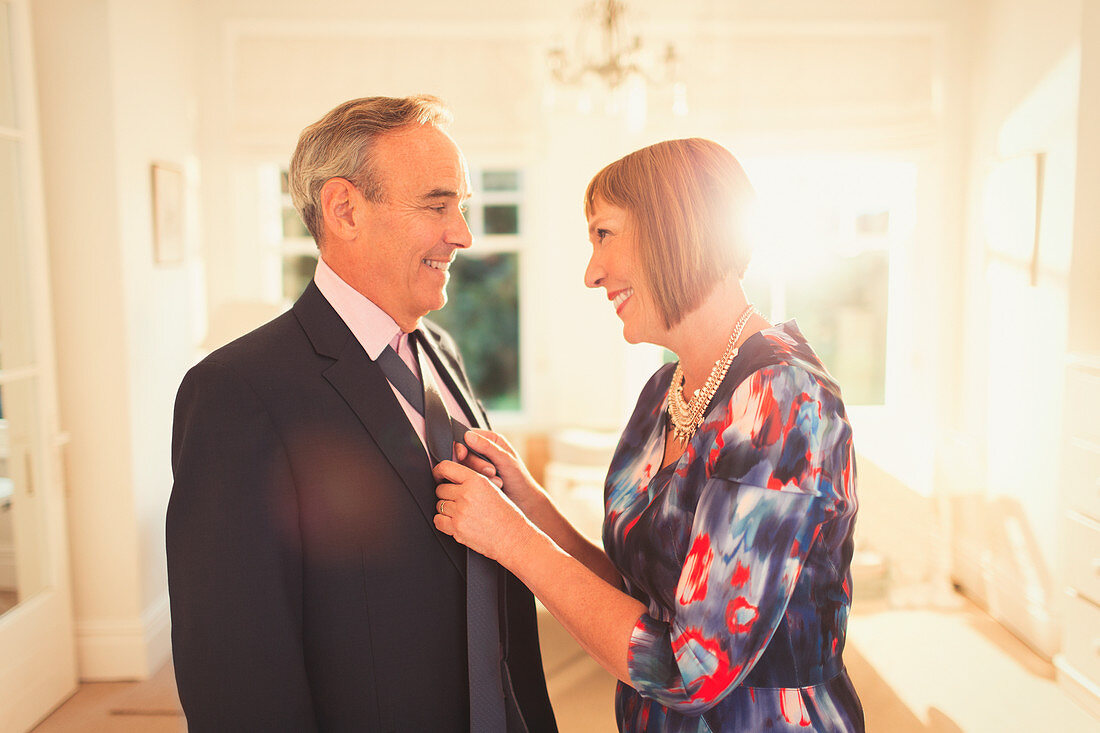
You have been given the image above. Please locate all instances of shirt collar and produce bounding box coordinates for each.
[313,256,404,360]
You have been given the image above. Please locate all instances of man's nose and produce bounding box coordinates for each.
[448,208,473,249]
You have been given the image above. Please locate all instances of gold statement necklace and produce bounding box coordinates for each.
[667,304,758,445]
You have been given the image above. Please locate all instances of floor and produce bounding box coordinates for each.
[29,592,1100,732]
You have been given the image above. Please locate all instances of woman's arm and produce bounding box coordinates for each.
[433,458,643,683]
[455,430,622,587]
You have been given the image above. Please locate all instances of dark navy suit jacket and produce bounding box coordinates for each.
[167,281,556,732]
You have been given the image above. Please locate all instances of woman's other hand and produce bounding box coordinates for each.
[452,439,505,489]
[454,429,547,513]
[433,459,531,563]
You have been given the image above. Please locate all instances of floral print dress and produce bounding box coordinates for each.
[603,322,864,732]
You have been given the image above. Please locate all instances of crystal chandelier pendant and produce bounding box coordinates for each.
[546,0,685,127]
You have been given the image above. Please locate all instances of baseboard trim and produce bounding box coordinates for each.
[75,592,172,681]
[1054,654,1100,719]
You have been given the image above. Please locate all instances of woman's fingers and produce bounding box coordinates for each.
[432,458,477,484]
[435,482,460,502]
[463,430,516,464]
[465,429,516,457]
[433,512,455,536]
[484,429,520,458]
[454,441,499,479]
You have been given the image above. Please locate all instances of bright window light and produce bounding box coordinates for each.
[738,154,918,406]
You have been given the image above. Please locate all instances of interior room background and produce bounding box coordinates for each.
[1,0,1098,730]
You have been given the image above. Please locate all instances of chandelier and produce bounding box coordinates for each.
[546,0,687,125]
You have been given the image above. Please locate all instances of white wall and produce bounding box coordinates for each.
[1067,3,1100,359]
[32,0,200,679]
[948,0,1084,657]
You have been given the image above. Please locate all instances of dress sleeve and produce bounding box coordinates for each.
[625,364,848,714]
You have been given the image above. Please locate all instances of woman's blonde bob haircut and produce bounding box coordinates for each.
[289,95,452,243]
[584,138,756,329]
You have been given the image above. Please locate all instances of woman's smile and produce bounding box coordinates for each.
[610,287,634,314]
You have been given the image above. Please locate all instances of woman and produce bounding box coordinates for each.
[433,138,864,731]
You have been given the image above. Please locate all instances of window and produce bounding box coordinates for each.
[430,167,523,412]
[275,169,318,302]
[739,155,917,406]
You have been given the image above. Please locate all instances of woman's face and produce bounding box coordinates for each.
[584,198,665,345]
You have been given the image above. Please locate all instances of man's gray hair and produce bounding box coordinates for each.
[288,95,453,244]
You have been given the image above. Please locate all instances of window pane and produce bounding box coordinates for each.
[282,254,317,301]
[0,377,50,611]
[741,155,914,408]
[785,250,888,405]
[481,170,520,192]
[483,204,519,235]
[430,253,520,411]
[282,206,310,239]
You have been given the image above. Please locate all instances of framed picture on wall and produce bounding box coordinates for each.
[151,162,185,265]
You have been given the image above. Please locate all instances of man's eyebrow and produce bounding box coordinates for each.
[421,188,461,200]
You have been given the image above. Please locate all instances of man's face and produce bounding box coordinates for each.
[341,124,472,331]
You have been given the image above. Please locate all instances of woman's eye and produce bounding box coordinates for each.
[597,229,611,242]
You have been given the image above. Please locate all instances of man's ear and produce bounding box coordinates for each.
[319,177,364,242]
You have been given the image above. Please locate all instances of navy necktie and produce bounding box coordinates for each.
[375,333,509,732]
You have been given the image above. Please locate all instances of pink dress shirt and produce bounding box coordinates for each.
[313,257,472,456]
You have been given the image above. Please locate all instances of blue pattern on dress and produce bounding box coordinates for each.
[603,322,864,732]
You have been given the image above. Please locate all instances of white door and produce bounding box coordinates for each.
[0,1,78,730]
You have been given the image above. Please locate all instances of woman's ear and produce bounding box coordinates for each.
[319,177,363,243]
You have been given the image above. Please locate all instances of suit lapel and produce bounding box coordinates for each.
[415,325,490,429]
[294,283,466,579]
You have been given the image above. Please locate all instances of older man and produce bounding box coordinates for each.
[167,96,556,732]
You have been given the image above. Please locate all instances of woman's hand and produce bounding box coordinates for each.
[433,459,532,564]
[454,429,547,513]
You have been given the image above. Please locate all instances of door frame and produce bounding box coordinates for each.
[0,0,78,731]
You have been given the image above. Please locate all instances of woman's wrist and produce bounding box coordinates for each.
[508,476,549,515]
[494,510,542,568]
[501,519,562,583]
